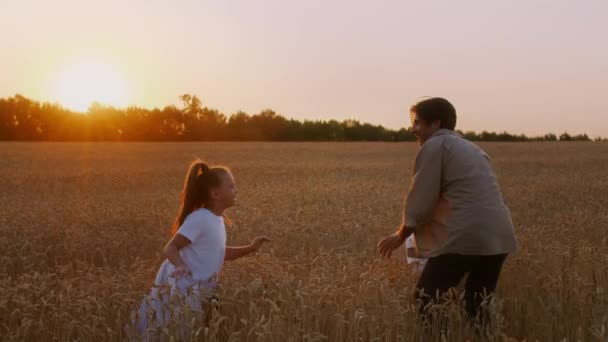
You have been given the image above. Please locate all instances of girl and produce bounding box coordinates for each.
[129,160,270,338]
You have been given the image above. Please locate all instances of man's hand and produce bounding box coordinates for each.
[251,236,272,252]
[378,232,408,258]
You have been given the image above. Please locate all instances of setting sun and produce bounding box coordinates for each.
[49,59,131,112]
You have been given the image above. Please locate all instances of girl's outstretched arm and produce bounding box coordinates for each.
[225,236,271,261]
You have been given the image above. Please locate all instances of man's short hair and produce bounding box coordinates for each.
[410,97,457,130]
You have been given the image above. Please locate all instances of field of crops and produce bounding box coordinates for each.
[1,142,607,341]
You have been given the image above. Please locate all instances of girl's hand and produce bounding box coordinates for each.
[170,264,191,279]
[251,236,272,252]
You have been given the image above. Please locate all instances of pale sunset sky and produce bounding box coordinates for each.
[1,0,606,137]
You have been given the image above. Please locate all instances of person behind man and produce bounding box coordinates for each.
[378,97,518,325]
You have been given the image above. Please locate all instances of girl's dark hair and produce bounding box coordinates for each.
[410,97,457,130]
[171,160,230,235]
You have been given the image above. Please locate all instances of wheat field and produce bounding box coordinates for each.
[0,142,607,341]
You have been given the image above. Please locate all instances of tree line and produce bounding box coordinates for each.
[0,94,602,142]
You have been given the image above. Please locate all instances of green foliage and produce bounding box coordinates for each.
[0,94,598,142]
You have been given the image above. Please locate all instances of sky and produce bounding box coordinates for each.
[1,0,607,137]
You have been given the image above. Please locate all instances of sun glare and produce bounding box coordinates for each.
[49,60,131,112]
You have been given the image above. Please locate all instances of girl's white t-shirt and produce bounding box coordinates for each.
[174,208,226,283]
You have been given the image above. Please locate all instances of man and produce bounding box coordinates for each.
[378,97,518,324]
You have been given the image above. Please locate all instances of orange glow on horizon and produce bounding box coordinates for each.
[48,59,132,112]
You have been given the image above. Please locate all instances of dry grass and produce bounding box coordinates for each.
[0,142,607,341]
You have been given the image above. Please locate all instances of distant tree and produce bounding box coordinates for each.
[544,133,557,141]
[559,132,572,141]
[571,133,591,142]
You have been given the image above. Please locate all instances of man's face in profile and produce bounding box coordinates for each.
[410,112,440,146]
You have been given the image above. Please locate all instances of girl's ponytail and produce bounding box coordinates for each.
[170,160,228,235]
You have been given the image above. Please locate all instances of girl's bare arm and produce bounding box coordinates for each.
[225,236,271,261]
